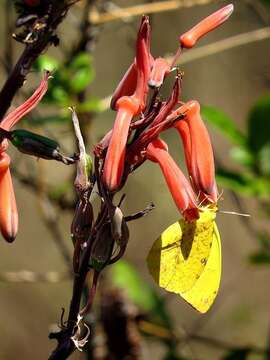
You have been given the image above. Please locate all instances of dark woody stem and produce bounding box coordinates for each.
[79,270,100,316]
[49,149,153,357]
[49,157,107,359]
[0,1,75,121]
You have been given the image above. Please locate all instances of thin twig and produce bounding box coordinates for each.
[89,0,215,25]
[0,1,76,120]
[0,271,69,283]
[38,194,73,271]
[11,165,75,210]
[4,0,14,74]
[138,320,266,355]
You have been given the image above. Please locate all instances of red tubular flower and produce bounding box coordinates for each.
[174,100,218,203]
[148,57,171,88]
[179,4,234,49]
[132,15,152,112]
[174,120,192,178]
[110,62,137,111]
[102,16,151,191]
[0,72,49,242]
[0,153,18,242]
[110,16,152,111]
[146,138,199,222]
[102,97,138,191]
[1,71,49,131]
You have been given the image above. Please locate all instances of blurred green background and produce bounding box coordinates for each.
[1,0,270,359]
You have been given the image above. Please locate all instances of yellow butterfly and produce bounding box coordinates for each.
[147,208,221,313]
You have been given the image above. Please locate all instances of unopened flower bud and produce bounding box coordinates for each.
[175,101,218,203]
[180,4,234,49]
[111,207,129,249]
[0,154,18,243]
[71,199,93,245]
[146,139,199,222]
[9,129,75,165]
[89,223,115,272]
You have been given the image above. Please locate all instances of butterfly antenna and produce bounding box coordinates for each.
[217,189,224,202]
[219,210,251,217]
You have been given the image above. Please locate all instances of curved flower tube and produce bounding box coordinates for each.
[110,16,152,111]
[0,72,49,242]
[146,138,199,222]
[1,71,50,131]
[179,4,234,49]
[110,62,137,111]
[175,100,218,203]
[102,97,138,191]
[0,153,18,242]
[174,120,192,177]
[103,17,152,191]
[132,15,152,113]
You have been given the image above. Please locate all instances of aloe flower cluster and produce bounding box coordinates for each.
[96,4,233,222]
[0,6,235,354]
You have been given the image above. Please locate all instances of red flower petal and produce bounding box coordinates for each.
[0,154,18,242]
[110,62,138,111]
[174,120,192,179]
[177,101,218,203]
[180,4,234,49]
[148,57,171,88]
[1,71,50,130]
[102,97,138,191]
[146,138,199,222]
[133,15,152,112]
[111,16,152,113]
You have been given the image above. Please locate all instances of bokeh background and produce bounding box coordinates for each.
[1,0,270,359]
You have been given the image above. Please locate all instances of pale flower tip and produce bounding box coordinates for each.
[225,4,234,17]
[219,4,234,23]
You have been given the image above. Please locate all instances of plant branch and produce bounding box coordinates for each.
[139,320,266,355]
[4,0,14,74]
[0,0,77,120]
[89,0,215,25]
[11,165,75,211]
[0,270,69,283]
